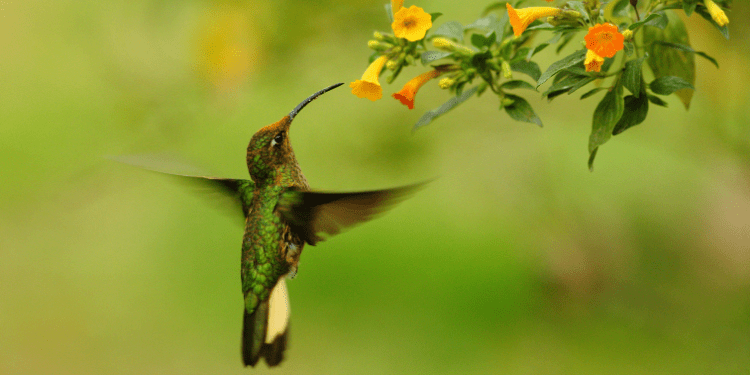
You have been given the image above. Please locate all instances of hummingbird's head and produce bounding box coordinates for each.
[246,83,343,185]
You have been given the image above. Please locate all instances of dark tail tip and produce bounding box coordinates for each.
[242,304,289,367]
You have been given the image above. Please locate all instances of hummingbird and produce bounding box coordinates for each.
[117,83,423,367]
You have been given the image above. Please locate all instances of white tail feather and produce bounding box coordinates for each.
[265,278,289,344]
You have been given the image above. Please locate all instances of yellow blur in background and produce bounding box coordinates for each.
[1,1,749,374]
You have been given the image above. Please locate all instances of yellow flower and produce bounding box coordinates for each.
[392,5,432,42]
[391,0,404,14]
[393,69,441,109]
[350,55,389,101]
[506,3,562,37]
[704,0,729,27]
[584,49,604,72]
[584,23,624,58]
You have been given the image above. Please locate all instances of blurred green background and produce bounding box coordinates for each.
[2,1,749,374]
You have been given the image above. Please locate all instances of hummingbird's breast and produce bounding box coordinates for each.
[240,184,305,311]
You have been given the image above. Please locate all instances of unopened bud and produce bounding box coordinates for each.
[386,59,399,70]
[622,29,633,41]
[432,37,455,51]
[438,77,455,89]
[501,61,512,79]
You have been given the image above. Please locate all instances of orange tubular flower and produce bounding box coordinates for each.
[392,70,441,109]
[584,49,604,72]
[392,5,432,41]
[584,23,624,58]
[506,3,562,37]
[350,55,389,101]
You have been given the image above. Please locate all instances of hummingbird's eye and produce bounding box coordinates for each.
[271,132,284,147]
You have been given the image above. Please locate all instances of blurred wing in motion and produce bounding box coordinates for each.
[276,182,427,245]
[108,154,254,219]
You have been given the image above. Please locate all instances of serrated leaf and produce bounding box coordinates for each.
[622,56,647,97]
[650,76,694,95]
[613,93,649,135]
[431,21,464,41]
[537,49,587,87]
[510,59,541,81]
[413,86,479,131]
[589,84,624,154]
[644,11,695,108]
[500,80,537,91]
[503,94,542,127]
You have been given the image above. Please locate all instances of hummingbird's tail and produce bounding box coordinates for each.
[242,278,290,367]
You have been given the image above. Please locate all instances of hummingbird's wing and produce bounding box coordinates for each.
[276,183,426,245]
[109,155,255,219]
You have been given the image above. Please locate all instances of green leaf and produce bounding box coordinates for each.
[471,33,493,49]
[567,1,590,23]
[580,87,607,100]
[694,6,729,39]
[431,21,464,41]
[465,13,507,43]
[482,1,510,16]
[644,11,695,109]
[503,94,542,127]
[622,55,647,97]
[430,12,443,22]
[629,13,666,30]
[588,84,624,155]
[647,94,669,107]
[682,0,699,16]
[465,14,498,30]
[613,93,649,135]
[624,41,635,57]
[649,76,694,95]
[421,51,452,65]
[543,73,590,99]
[413,86,479,131]
[510,59,541,81]
[385,3,394,23]
[651,41,719,68]
[604,0,631,21]
[537,49,587,87]
[500,80,537,91]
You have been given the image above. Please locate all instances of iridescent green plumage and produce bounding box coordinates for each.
[117,83,424,368]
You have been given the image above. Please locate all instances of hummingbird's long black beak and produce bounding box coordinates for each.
[288,83,344,121]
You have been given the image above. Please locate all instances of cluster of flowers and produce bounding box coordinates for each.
[350,0,436,109]
[351,0,730,111]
